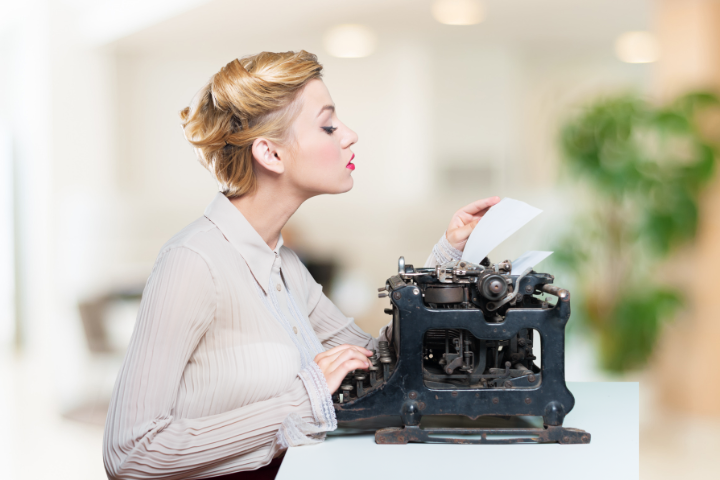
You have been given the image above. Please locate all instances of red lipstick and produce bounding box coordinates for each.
[346,154,355,170]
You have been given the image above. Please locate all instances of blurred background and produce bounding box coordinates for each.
[1,0,719,478]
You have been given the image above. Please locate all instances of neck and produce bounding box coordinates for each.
[229,181,307,251]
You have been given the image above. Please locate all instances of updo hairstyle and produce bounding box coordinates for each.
[180,51,323,197]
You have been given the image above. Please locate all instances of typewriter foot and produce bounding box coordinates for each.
[375,425,591,445]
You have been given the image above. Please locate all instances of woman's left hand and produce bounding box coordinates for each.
[445,196,501,251]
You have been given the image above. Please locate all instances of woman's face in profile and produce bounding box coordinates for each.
[286,79,358,197]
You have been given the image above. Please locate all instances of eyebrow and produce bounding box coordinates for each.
[317,104,335,117]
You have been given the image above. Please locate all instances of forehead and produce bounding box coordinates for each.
[298,79,333,114]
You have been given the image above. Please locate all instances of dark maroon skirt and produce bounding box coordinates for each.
[207,456,283,480]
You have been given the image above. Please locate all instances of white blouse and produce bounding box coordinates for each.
[102,192,463,480]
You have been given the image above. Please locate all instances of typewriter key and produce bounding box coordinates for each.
[380,356,392,379]
[368,365,379,386]
[354,374,367,397]
[340,384,353,403]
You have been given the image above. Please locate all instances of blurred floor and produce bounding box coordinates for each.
[0,352,106,480]
[637,368,720,479]
[641,415,720,479]
[2,351,718,480]
[640,397,720,478]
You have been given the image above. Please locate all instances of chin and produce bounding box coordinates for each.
[326,176,354,195]
[339,176,354,193]
[309,174,354,196]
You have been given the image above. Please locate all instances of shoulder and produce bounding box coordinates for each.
[278,246,312,285]
[279,246,323,308]
[152,216,229,276]
[158,216,233,261]
[278,246,310,276]
[279,245,300,263]
[160,216,224,252]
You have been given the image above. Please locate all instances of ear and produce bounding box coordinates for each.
[251,137,284,174]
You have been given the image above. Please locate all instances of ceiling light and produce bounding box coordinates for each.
[432,0,485,26]
[615,31,660,64]
[323,24,377,58]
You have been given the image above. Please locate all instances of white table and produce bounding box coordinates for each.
[277,382,638,480]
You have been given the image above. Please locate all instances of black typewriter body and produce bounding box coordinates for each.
[332,257,591,445]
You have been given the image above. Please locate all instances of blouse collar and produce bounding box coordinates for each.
[204,192,283,295]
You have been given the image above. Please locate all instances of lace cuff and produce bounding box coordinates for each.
[275,413,327,449]
[432,231,464,265]
[298,361,337,431]
[275,362,337,449]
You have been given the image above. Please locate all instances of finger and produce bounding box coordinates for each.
[319,344,372,358]
[340,345,372,356]
[447,220,479,250]
[321,344,354,356]
[332,359,371,379]
[449,204,494,232]
[326,359,371,393]
[317,348,359,370]
[457,196,501,217]
[316,355,334,372]
[315,345,373,378]
[448,199,499,231]
[329,349,371,371]
[328,349,371,373]
[448,219,478,242]
[314,344,355,363]
[321,349,358,371]
[337,345,372,360]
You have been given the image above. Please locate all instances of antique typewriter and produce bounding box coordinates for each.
[332,256,591,445]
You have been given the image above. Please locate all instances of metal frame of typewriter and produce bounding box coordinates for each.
[332,257,591,445]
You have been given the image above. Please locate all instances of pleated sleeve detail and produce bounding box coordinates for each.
[276,362,337,449]
[308,292,378,350]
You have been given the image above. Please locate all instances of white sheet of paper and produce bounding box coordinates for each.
[511,251,553,275]
[461,198,542,264]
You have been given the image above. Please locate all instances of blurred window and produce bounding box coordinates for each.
[0,129,14,349]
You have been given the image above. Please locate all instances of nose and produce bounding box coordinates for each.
[342,125,359,149]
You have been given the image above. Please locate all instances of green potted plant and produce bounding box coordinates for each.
[555,92,719,372]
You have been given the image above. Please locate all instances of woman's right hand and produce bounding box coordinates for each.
[314,344,372,394]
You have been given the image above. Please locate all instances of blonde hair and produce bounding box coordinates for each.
[180,51,323,197]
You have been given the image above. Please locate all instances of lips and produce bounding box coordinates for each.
[346,153,355,170]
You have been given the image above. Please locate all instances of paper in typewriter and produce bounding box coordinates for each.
[461,198,542,265]
[511,250,553,275]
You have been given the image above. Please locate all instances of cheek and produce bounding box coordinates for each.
[315,140,341,166]
[289,135,347,192]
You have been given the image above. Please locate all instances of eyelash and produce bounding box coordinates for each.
[321,126,338,135]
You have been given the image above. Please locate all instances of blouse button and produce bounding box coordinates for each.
[276,283,282,291]
[293,326,298,334]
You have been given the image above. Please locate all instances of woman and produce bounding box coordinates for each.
[102,50,499,480]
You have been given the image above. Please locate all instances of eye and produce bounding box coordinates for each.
[321,126,338,135]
